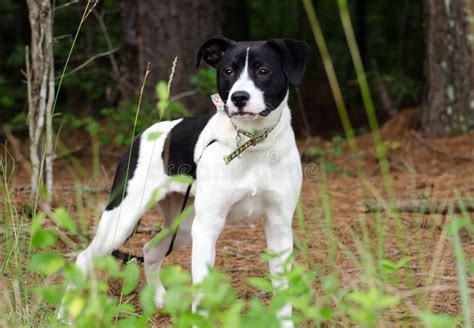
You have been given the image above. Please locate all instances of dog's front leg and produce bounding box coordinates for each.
[265,211,294,328]
[191,214,225,313]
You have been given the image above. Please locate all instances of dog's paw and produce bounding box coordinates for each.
[280,321,294,328]
[154,286,166,309]
[56,308,74,326]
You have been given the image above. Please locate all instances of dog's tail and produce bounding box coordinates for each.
[111,250,144,263]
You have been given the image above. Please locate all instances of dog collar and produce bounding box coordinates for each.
[211,93,226,112]
[223,125,276,164]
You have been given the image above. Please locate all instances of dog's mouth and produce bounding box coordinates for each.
[228,108,272,120]
[230,111,257,119]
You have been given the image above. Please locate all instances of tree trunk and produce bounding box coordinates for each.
[119,0,223,115]
[26,0,55,202]
[421,0,474,137]
[356,0,367,68]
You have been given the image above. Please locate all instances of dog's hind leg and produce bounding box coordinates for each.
[58,128,169,320]
[143,192,194,308]
[74,134,166,277]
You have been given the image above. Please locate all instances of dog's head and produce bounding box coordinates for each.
[197,36,309,120]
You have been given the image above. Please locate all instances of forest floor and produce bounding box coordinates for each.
[8,109,474,326]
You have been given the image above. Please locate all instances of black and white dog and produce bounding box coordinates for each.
[61,35,308,327]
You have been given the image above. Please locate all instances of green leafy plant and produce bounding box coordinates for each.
[343,288,400,326]
[189,68,217,95]
[304,135,351,175]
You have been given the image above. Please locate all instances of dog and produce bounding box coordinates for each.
[60,35,309,327]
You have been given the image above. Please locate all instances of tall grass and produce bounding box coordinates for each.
[0,1,472,327]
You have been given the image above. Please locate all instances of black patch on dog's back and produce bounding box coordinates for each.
[163,116,212,178]
[105,136,141,211]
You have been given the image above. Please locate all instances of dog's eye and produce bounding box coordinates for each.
[258,68,271,76]
[223,68,234,76]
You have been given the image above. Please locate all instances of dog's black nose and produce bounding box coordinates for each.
[231,91,250,108]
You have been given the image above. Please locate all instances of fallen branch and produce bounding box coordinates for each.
[363,198,474,214]
[14,185,110,195]
[412,131,474,162]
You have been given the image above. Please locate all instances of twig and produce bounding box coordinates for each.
[363,198,474,214]
[54,0,79,11]
[170,90,197,102]
[54,145,83,160]
[101,150,123,159]
[136,226,162,234]
[2,125,31,173]
[59,48,119,78]
[412,131,474,162]
[92,8,130,95]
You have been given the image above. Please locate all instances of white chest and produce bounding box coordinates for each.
[226,185,266,222]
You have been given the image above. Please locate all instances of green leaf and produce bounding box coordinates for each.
[163,288,187,313]
[66,294,86,317]
[31,212,45,236]
[114,303,136,315]
[161,266,191,287]
[324,161,336,173]
[155,81,169,101]
[51,208,77,234]
[322,273,338,292]
[170,174,194,185]
[319,307,333,319]
[420,311,460,328]
[93,256,121,278]
[146,188,161,210]
[376,294,400,308]
[150,205,194,248]
[31,229,57,249]
[139,285,156,315]
[29,252,65,276]
[86,119,99,135]
[63,263,85,287]
[247,277,274,292]
[348,288,399,309]
[394,256,413,269]
[260,249,281,261]
[305,307,333,320]
[122,262,140,295]
[38,185,49,200]
[380,259,397,273]
[117,317,137,328]
[221,301,244,328]
[448,217,469,235]
[147,131,163,141]
[34,285,64,305]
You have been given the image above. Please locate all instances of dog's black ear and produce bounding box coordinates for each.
[196,35,235,68]
[267,39,309,85]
